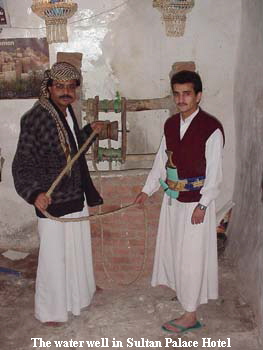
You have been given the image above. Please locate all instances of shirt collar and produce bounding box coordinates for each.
[180,107,200,125]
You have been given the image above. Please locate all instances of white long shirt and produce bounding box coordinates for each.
[142,108,224,207]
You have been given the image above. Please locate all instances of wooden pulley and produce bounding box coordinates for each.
[98,121,119,141]
[90,95,128,163]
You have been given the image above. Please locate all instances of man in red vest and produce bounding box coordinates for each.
[135,70,224,333]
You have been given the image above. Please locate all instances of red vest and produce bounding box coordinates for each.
[164,109,224,202]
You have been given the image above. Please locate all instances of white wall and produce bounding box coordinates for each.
[0,0,241,247]
[227,0,263,344]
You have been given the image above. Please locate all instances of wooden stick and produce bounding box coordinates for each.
[46,130,98,198]
[85,153,155,162]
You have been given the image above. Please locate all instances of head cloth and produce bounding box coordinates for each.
[39,61,81,99]
[38,62,81,171]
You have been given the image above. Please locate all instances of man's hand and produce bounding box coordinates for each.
[191,205,206,225]
[90,121,106,134]
[134,192,148,208]
[34,193,51,212]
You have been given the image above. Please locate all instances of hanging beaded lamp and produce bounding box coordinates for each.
[153,0,194,37]
[31,0,78,44]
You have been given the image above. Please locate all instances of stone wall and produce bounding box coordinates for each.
[89,171,162,286]
[227,0,263,344]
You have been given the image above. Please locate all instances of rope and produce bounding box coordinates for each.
[42,127,149,285]
[100,206,149,287]
[43,129,136,222]
[92,159,149,286]
[43,203,136,222]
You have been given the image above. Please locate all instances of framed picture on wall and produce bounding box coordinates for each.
[0,0,10,27]
[0,38,50,99]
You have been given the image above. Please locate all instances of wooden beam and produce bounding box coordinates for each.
[83,95,174,120]
[86,153,155,162]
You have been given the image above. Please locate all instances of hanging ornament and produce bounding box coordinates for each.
[153,0,194,37]
[31,0,78,44]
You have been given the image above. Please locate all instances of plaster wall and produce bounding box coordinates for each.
[0,0,241,247]
[227,0,263,343]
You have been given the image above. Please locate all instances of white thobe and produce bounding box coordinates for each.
[35,113,96,322]
[142,108,224,312]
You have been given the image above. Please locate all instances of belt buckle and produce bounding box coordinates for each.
[174,181,185,191]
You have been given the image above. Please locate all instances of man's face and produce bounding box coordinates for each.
[48,79,78,111]
[172,83,202,119]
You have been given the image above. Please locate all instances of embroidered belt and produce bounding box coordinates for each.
[166,176,205,192]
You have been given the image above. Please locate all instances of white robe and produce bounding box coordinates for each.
[35,113,96,322]
[142,109,224,312]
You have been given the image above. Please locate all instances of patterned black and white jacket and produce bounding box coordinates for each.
[12,100,103,218]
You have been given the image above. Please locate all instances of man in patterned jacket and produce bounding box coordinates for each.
[12,62,103,326]
[135,70,224,333]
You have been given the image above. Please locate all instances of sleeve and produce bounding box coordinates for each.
[142,136,167,196]
[199,128,224,207]
[81,123,93,139]
[12,115,44,205]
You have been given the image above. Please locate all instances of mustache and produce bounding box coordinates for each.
[59,95,72,99]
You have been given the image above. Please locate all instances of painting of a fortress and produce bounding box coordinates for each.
[0,38,49,99]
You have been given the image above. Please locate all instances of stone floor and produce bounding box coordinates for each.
[0,250,260,350]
